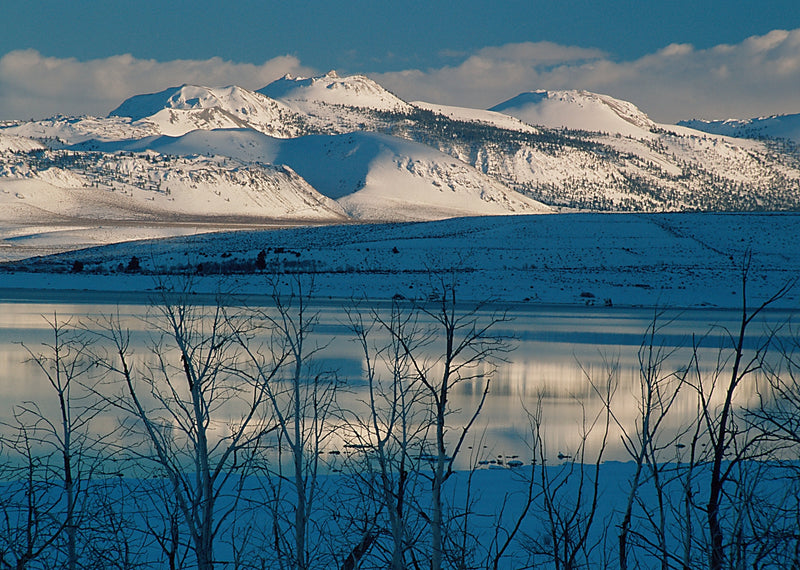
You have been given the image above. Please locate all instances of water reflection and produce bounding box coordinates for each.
[0,299,795,466]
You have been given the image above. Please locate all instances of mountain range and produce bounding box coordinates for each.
[1,70,799,237]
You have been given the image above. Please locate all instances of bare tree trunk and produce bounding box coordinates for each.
[242,276,338,569]
[705,263,789,570]
[688,256,793,570]
[94,280,283,570]
[14,315,101,570]
[390,279,511,569]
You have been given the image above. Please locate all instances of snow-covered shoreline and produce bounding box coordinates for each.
[1,212,799,310]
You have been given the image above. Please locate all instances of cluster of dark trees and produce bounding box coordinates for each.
[1,265,800,569]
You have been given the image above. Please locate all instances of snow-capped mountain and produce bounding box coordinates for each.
[2,69,800,242]
[490,90,657,137]
[384,104,800,211]
[678,113,800,144]
[259,70,411,113]
[81,128,550,221]
[256,71,412,134]
[109,84,307,138]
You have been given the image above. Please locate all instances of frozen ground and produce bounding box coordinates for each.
[0,212,798,310]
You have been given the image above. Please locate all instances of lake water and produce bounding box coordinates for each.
[0,295,795,467]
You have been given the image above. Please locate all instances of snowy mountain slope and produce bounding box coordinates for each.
[3,71,800,222]
[91,128,551,221]
[0,86,306,145]
[87,128,284,163]
[490,90,657,137]
[255,71,412,135]
[679,113,800,144]
[0,115,159,146]
[411,101,539,134]
[299,132,549,221]
[0,132,45,153]
[0,148,348,224]
[388,105,800,211]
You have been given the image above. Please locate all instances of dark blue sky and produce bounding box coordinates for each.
[4,0,798,73]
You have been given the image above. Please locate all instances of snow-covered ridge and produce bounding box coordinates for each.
[1,114,159,145]
[86,128,551,221]
[111,84,282,122]
[411,101,539,134]
[490,90,657,137]
[109,84,305,138]
[2,69,800,248]
[0,146,348,225]
[259,70,412,113]
[678,113,800,144]
[0,132,46,152]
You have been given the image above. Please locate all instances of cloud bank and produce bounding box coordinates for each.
[0,51,313,120]
[1,29,799,123]
[374,29,800,123]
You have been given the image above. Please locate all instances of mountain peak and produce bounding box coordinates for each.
[491,89,656,136]
[108,84,303,138]
[109,84,259,120]
[259,71,410,112]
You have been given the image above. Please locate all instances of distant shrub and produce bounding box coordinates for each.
[126,256,141,272]
[71,260,84,273]
[256,249,267,271]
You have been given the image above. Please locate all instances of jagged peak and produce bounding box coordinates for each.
[108,84,290,121]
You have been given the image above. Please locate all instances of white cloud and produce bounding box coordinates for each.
[370,42,606,111]
[0,50,314,120]
[3,29,800,124]
[372,29,800,123]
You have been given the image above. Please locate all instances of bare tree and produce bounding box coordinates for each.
[383,276,513,570]
[0,413,66,570]
[340,297,435,570]
[93,281,284,570]
[609,311,689,570]
[689,257,793,570]
[81,474,154,570]
[237,276,339,570]
[522,357,616,570]
[749,315,800,566]
[0,315,104,570]
[756,319,800,452]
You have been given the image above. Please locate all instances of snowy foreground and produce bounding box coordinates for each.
[1,212,800,569]
[1,211,799,310]
[2,459,798,569]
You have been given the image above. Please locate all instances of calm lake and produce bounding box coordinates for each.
[0,294,796,466]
